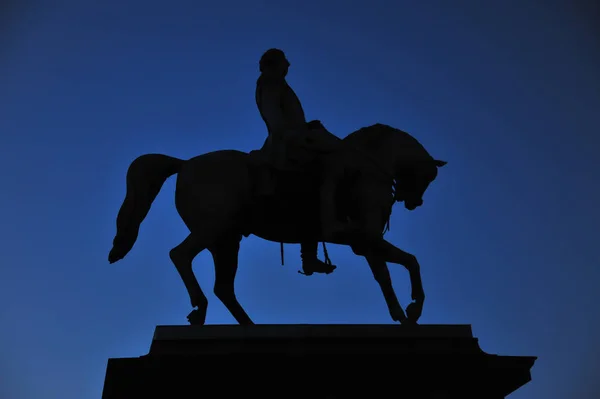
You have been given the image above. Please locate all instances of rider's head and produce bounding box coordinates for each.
[259,48,290,78]
[395,159,447,211]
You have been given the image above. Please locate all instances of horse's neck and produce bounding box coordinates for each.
[343,127,397,176]
[343,124,432,175]
[361,144,397,176]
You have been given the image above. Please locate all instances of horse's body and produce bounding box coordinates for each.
[108,124,446,325]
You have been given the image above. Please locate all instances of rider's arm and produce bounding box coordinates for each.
[259,80,288,140]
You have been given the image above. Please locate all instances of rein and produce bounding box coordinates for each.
[385,178,400,234]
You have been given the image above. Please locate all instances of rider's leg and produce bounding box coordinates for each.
[300,126,354,239]
[300,241,336,275]
[320,158,350,240]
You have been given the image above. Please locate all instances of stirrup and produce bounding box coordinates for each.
[298,268,335,276]
[298,259,336,276]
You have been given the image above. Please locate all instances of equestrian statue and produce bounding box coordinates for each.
[108,48,447,325]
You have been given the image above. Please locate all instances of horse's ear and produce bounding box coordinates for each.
[434,160,447,168]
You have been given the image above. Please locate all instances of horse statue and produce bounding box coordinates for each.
[108,123,447,325]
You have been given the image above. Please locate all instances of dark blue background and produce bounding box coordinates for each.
[1,1,599,398]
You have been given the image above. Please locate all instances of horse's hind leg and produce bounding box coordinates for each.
[169,234,209,325]
[209,234,254,325]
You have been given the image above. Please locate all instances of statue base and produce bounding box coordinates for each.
[102,324,535,399]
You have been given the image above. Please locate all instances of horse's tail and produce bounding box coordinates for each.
[108,154,184,264]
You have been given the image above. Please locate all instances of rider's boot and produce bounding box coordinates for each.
[300,242,336,276]
[319,170,356,241]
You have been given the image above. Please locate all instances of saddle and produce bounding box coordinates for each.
[248,121,339,192]
[248,155,358,224]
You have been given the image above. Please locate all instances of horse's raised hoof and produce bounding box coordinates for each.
[406,301,423,324]
[187,308,207,325]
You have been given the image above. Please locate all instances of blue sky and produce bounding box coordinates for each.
[1,1,599,398]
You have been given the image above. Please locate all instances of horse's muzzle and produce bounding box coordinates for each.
[404,198,423,211]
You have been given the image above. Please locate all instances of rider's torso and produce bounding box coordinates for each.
[256,75,307,135]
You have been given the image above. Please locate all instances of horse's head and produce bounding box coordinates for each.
[394,159,447,210]
[343,123,447,211]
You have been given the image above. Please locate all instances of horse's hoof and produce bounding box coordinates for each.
[391,307,407,324]
[406,301,422,323]
[187,309,206,325]
[400,317,418,326]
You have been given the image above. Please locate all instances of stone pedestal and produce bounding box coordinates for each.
[102,324,535,399]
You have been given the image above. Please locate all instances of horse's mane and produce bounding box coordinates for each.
[343,123,433,162]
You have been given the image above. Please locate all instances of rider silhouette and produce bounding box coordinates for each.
[255,48,339,276]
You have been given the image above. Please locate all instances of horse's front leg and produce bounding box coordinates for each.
[350,203,424,322]
[376,239,425,322]
[364,254,408,324]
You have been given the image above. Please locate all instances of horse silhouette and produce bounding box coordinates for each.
[108,123,447,325]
